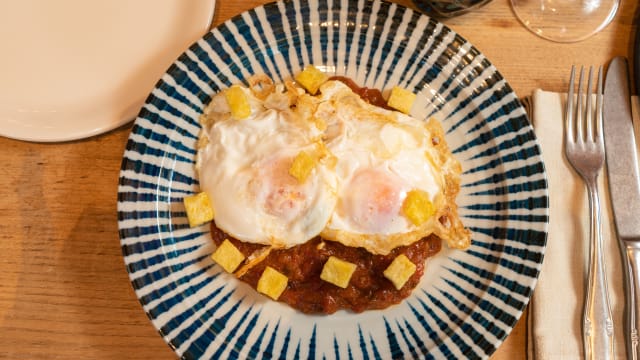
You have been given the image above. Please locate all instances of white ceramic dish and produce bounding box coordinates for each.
[0,0,216,142]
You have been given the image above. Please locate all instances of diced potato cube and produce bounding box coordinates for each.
[257,266,288,300]
[211,239,246,273]
[320,256,357,288]
[387,86,416,114]
[224,85,252,119]
[183,192,215,227]
[295,65,328,94]
[288,151,317,183]
[402,189,435,226]
[383,254,417,290]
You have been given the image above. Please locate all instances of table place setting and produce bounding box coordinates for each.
[528,57,640,359]
[0,0,637,359]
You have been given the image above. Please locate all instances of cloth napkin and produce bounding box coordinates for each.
[527,90,640,359]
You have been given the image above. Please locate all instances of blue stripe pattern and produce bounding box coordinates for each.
[117,0,548,358]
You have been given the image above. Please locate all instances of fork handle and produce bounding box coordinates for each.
[622,243,640,360]
[583,181,615,360]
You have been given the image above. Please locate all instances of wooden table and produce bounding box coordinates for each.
[0,0,636,358]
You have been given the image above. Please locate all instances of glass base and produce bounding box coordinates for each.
[510,0,620,43]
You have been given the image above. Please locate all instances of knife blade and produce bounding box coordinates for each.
[604,56,640,360]
[635,27,640,95]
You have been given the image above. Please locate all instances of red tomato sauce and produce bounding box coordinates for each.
[210,224,441,314]
[328,76,393,110]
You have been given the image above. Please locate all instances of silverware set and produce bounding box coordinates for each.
[565,57,640,359]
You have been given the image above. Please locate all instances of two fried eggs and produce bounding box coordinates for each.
[196,76,470,256]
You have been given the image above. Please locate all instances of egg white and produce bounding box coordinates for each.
[196,88,337,249]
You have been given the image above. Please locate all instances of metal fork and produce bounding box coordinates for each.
[564,65,615,360]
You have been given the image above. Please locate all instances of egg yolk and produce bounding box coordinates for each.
[251,156,309,222]
[343,169,404,233]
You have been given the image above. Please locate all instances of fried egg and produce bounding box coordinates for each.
[196,85,337,249]
[315,81,468,255]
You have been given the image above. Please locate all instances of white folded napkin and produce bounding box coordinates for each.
[527,90,640,359]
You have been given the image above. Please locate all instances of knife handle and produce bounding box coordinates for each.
[623,243,640,360]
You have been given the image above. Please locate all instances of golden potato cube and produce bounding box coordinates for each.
[384,254,417,290]
[402,189,435,226]
[295,65,328,94]
[183,192,215,227]
[288,151,317,183]
[257,266,288,300]
[211,239,246,273]
[224,85,252,119]
[387,86,416,114]
[320,256,357,288]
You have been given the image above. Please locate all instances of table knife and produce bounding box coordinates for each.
[603,56,640,360]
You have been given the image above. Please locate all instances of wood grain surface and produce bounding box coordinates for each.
[0,0,636,358]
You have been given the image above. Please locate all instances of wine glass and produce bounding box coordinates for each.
[510,0,620,43]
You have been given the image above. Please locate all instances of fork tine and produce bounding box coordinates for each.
[585,66,594,142]
[595,65,604,143]
[566,66,576,143]
[576,66,586,144]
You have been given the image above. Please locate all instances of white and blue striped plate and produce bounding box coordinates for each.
[117,0,549,358]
